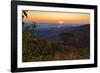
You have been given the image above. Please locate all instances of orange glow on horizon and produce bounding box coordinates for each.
[58,21,64,24]
[23,10,90,24]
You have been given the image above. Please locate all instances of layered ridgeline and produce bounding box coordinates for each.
[22,22,90,62]
[23,22,90,48]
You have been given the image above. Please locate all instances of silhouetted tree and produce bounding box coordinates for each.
[22,10,28,29]
[22,10,28,20]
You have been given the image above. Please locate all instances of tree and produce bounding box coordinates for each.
[22,10,28,29]
[22,10,28,20]
[22,10,37,31]
[22,10,37,38]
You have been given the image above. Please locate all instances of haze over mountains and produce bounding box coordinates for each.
[24,22,89,41]
[24,22,88,30]
[25,22,89,41]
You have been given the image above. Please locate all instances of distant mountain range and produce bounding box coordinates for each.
[25,22,90,41]
[24,22,87,30]
[23,22,90,48]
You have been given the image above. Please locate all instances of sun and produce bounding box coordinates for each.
[58,21,64,24]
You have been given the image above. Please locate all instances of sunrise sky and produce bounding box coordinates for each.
[23,10,90,24]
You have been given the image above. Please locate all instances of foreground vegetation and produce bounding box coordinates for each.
[22,25,90,62]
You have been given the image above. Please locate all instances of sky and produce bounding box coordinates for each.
[23,10,90,24]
